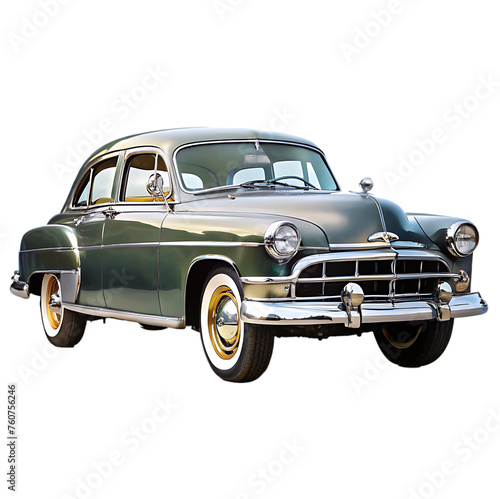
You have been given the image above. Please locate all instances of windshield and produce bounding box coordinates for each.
[175,141,338,192]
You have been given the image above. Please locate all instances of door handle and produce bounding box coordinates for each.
[74,212,98,226]
[102,207,121,219]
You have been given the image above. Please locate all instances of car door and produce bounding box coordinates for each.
[70,153,121,308]
[101,148,171,315]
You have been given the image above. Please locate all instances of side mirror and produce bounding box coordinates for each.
[359,177,373,193]
[147,173,165,198]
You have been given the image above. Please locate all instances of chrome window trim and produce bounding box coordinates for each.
[115,146,175,205]
[171,139,340,196]
[68,151,124,211]
[88,152,122,207]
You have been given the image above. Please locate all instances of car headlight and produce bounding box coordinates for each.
[446,222,479,257]
[264,221,301,263]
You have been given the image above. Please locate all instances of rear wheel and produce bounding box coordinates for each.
[200,266,274,382]
[374,319,453,367]
[40,274,86,347]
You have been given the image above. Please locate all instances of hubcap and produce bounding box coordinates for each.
[382,323,423,349]
[46,276,62,330]
[208,285,241,359]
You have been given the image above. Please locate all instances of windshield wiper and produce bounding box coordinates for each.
[239,180,300,189]
[240,176,319,190]
[194,176,320,194]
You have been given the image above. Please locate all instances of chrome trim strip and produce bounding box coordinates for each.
[240,292,488,327]
[329,242,390,250]
[20,247,75,253]
[62,302,186,329]
[20,241,268,253]
[363,193,388,233]
[159,241,262,247]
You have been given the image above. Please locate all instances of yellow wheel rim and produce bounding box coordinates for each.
[382,324,423,349]
[207,285,241,360]
[45,275,62,330]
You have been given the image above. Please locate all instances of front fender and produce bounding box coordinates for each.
[411,214,475,289]
[410,214,470,256]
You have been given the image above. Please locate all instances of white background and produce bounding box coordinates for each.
[1,1,498,498]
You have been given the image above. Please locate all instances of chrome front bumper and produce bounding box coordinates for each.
[240,292,488,328]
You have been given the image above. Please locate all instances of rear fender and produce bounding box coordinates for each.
[19,225,81,299]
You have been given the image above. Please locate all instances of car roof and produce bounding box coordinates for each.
[85,127,322,165]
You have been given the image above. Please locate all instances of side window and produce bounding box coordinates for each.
[121,153,170,202]
[73,171,91,208]
[90,157,118,206]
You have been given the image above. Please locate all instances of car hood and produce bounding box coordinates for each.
[180,191,432,246]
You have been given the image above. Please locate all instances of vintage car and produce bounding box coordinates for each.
[11,128,487,381]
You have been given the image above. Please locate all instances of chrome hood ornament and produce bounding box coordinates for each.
[368,231,400,243]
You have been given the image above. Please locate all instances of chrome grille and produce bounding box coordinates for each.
[294,253,455,301]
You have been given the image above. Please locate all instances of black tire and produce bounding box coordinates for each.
[40,274,86,347]
[374,319,453,368]
[199,265,274,382]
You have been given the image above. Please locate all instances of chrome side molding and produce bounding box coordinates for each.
[62,302,186,329]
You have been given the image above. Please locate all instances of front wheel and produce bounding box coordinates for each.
[374,319,454,367]
[40,274,86,347]
[200,266,274,382]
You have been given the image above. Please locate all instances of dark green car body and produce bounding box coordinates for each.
[11,127,487,336]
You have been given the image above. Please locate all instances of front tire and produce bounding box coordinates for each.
[374,319,453,367]
[40,274,86,347]
[200,266,274,382]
